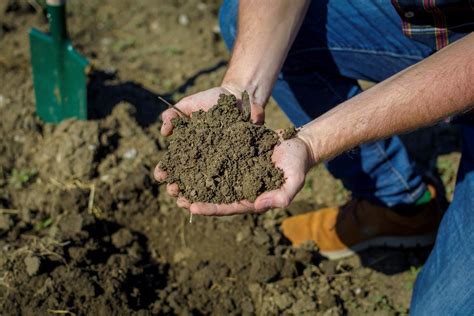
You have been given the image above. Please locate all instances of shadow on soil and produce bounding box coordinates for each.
[87,60,227,127]
[82,219,169,310]
[87,70,164,127]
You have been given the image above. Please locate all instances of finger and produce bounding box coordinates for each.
[154,164,168,182]
[166,183,180,197]
[177,196,191,209]
[250,104,265,125]
[160,108,181,136]
[190,200,255,216]
[254,189,289,210]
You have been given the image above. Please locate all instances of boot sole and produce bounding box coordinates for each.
[320,233,437,260]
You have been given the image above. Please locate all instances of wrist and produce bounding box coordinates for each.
[296,127,321,167]
[221,69,273,109]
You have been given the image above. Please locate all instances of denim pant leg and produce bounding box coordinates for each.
[219,0,434,206]
[410,126,474,314]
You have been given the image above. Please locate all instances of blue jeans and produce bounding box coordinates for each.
[220,0,474,313]
[411,126,474,314]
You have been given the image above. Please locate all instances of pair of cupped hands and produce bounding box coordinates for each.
[154,86,313,216]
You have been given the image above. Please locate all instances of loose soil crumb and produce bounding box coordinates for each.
[23,255,41,277]
[281,126,297,140]
[160,93,284,203]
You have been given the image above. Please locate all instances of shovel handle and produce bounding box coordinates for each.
[47,0,67,43]
[47,0,66,4]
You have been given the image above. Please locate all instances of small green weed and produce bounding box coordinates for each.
[8,169,37,189]
[405,266,422,290]
[35,217,53,230]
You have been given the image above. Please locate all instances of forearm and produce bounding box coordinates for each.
[299,33,474,165]
[222,0,310,106]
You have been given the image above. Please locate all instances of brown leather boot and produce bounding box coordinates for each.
[281,185,442,260]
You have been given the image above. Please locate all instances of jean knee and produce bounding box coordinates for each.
[218,0,238,50]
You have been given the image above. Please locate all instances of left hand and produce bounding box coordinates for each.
[154,136,313,216]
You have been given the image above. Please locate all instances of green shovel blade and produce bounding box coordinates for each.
[29,4,89,123]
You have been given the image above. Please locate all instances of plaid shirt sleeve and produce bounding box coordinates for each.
[391,0,474,50]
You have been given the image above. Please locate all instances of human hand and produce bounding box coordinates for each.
[154,135,313,216]
[160,85,265,136]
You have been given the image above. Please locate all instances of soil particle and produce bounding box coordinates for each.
[281,126,297,140]
[291,296,317,314]
[241,297,254,314]
[235,226,251,243]
[320,259,337,275]
[58,213,83,237]
[253,227,271,245]
[273,292,295,310]
[318,287,338,309]
[24,255,41,277]
[160,93,284,203]
[249,255,283,283]
[0,214,13,231]
[172,247,194,263]
[111,228,135,248]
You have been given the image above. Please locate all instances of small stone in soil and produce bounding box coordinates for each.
[24,255,41,276]
[111,228,135,248]
[281,126,297,140]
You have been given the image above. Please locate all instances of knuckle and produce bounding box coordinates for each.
[177,96,190,106]
[161,110,173,121]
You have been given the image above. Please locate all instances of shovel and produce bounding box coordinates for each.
[29,0,89,123]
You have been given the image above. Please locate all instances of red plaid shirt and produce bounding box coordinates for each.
[391,0,474,50]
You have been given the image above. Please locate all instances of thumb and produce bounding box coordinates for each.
[250,103,265,125]
[254,173,304,210]
[255,189,291,210]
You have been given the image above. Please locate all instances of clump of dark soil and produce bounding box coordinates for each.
[281,126,297,140]
[160,93,284,203]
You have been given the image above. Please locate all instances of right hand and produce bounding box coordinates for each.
[160,85,265,136]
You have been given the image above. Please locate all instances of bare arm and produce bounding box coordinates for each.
[159,0,309,134]
[191,33,474,214]
[222,0,310,122]
[299,33,474,165]
[157,0,310,210]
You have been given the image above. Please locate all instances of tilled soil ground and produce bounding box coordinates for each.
[0,0,461,315]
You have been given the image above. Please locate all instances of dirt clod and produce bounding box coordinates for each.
[24,255,41,277]
[111,228,135,248]
[281,126,297,140]
[160,93,284,203]
[58,213,83,237]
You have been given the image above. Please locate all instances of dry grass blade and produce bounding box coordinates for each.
[48,178,102,218]
[87,183,96,214]
[158,96,187,116]
[0,209,19,215]
[47,310,76,316]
